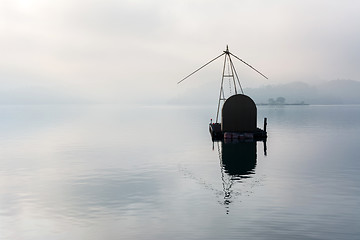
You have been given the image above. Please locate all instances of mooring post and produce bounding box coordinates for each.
[264,117,267,132]
[263,140,267,156]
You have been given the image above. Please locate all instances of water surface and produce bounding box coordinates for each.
[0,104,359,240]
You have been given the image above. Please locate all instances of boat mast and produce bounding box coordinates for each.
[215,45,244,123]
[178,45,268,123]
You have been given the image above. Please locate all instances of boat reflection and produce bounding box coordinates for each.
[221,141,257,177]
[216,140,266,214]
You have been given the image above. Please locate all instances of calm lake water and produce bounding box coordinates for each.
[0,104,360,240]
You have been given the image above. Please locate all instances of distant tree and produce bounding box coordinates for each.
[276,97,286,104]
[268,98,275,104]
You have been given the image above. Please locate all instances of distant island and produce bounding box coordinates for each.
[257,97,309,106]
[168,80,360,106]
[246,80,360,105]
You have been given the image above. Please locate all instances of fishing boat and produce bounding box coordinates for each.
[178,46,268,142]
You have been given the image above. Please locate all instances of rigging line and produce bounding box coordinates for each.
[229,56,244,94]
[229,53,268,80]
[228,55,238,95]
[216,53,228,123]
[177,52,225,84]
[226,55,232,95]
[228,78,232,95]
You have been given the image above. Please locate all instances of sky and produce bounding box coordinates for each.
[1,0,360,104]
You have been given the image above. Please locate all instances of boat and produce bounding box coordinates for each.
[178,46,268,142]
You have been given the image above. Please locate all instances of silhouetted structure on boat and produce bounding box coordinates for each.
[210,94,267,141]
[179,46,268,142]
[210,93,267,141]
[223,94,257,132]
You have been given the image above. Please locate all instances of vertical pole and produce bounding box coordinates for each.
[263,117,267,132]
[216,85,223,123]
[229,57,244,94]
[228,56,237,95]
[263,140,267,156]
[216,53,228,123]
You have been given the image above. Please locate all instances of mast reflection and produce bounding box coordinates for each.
[216,140,266,214]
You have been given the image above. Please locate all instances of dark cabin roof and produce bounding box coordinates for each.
[221,94,257,132]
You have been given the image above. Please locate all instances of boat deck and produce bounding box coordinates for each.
[209,123,267,141]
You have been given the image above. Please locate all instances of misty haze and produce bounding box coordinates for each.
[1,1,360,240]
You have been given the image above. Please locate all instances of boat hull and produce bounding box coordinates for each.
[209,123,267,142]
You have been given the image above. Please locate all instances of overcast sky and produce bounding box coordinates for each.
[1,0,359,104]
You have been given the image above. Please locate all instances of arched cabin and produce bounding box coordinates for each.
[222,94,257,132]
[209,94,267,141]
